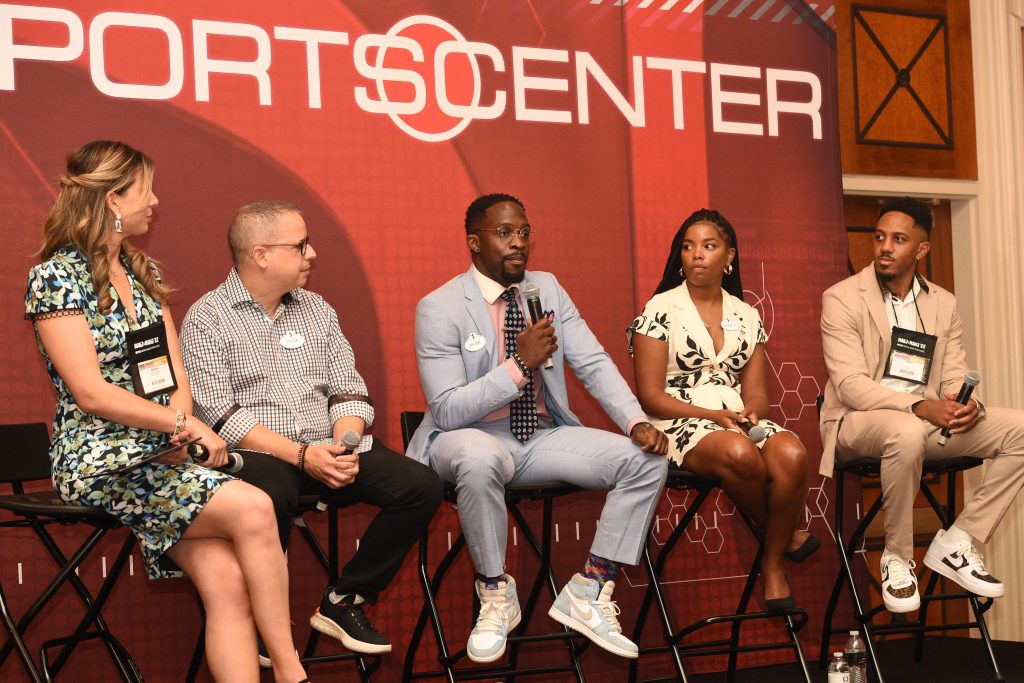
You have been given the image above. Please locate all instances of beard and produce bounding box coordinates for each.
[503,266,526,283]
[875,267,897,282]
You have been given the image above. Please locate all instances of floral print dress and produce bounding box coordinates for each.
[628,282,790,466]
[25,247,231,579]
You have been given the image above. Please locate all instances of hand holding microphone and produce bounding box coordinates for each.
[521,282,555,369]
[317,431,361,510]
[938,371,981,446]
[190,444,244,473]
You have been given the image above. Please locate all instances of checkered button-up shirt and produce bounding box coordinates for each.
[180,268,374,451]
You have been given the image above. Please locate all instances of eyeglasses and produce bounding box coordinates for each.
[474,227,534,242]
[260,237,310,256]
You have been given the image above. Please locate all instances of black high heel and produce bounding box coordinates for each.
[765,595,796,614]
[784,534,821,563]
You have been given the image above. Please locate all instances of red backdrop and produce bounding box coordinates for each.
[0,1,847,680]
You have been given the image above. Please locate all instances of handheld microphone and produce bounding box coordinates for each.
[190,444,244,473]
[737,420,767,444]
[938,371,981,447]
[339,430,361,454]
[317,431,362,511]
[521,282,554,369]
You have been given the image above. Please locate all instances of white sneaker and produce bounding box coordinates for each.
[880,552,920,613]
[924,529,1005,598]
[547,573,638,659]
[466,576,522,663]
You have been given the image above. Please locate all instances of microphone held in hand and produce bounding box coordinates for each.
[190,444,244,473]
[938,371,981,447]
[340,430,361,454]
[737,420,767,444]
[521,282,554,369]
[317,430,362,511]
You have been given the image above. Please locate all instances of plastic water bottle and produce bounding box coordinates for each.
[843,630,868,683]
[827,651,850,682]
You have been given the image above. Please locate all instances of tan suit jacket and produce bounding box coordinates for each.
[818,265,973,477]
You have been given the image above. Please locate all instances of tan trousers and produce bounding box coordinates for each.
[836,406,1024,558]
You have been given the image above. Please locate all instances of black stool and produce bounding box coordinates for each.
[0,422,142,683]
[629,464,811,683]
[185,489,380,681]
[818,455,1004,682]
[399,411,589,683]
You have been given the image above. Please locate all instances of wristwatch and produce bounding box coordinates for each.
[630,421,654,436]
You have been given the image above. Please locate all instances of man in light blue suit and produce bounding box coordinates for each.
[408,193,669,663]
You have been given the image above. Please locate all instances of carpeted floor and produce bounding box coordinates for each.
[683,636,1024,683]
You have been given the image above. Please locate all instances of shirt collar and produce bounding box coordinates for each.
[470,264,517,305]
[225,267,303,309]
[879,272,929,304]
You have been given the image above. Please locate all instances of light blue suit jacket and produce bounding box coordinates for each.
[407,267,646,464]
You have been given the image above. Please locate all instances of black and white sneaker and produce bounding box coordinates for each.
[310,593,392,654]
[924,529,1004,598]
[880,552,920,613]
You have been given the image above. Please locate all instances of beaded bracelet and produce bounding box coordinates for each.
[510,351,531,376]
[297,443,309,472]
[172,409,185,436]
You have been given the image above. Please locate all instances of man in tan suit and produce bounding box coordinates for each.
[819,197,1024,613]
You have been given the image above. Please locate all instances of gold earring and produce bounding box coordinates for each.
[724,263,733,275]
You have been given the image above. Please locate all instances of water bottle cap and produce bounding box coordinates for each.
[834,652,843,657]
[849,630,859,635]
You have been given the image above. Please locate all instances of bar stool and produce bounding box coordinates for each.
[818,454,1004,682]
[184,466,380,682]
[629,463,812,683]
[0,422,142,683]
[399,411,589,683]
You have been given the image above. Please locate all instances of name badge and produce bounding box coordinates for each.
[883,326,937,386]
[464,333,486,352]
[125,322,177,398]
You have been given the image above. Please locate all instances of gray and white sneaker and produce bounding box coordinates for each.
[880,551,920,613]
[547,573,638,659]
[924,529,1004,598]
[467,576,522,663]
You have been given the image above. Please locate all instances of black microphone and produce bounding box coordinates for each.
[317,431,361,511]
[737,420,767,444]
[938,371,981,446]
[190,444,244,473]
[521,282,554,369]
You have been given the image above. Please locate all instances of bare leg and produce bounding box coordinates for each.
[759,433,809,600]
[175,480,306,683]
[167,538,258,683]
[684,432,792,599]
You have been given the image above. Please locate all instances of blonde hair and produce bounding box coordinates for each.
[37,140,172,313]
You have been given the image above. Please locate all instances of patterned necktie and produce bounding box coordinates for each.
[500,288,538,441]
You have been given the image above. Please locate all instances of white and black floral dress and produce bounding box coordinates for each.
[24,247,232,579]
[628,282,790,466]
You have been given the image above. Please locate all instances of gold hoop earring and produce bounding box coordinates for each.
[724,263,733,275]
[679,267,684,277]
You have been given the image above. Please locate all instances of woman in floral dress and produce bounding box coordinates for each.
[629,209,815,611]
[24,141,308,683]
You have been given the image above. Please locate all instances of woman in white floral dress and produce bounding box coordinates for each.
[24,141,308,683]
[629,209,815,612]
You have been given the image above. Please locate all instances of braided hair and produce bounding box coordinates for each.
[652,208,744,300]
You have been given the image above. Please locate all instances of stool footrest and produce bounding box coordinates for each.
[642,639,807,658]
[671,609,808,644]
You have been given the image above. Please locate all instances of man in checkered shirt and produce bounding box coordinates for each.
[180,200,442,660]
